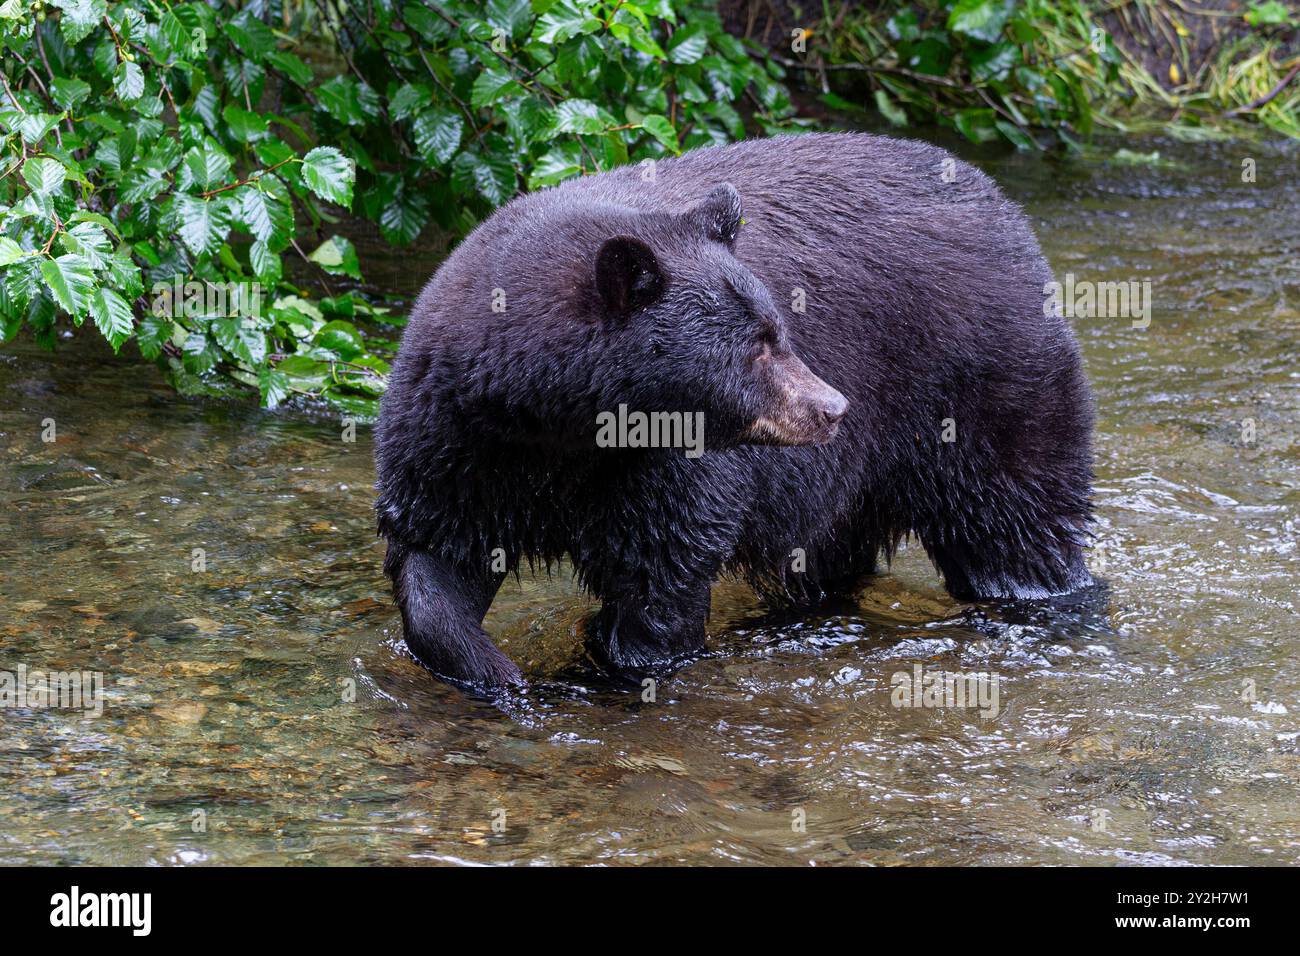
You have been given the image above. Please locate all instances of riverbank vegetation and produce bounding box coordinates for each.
[752,0,1299,147]
[1,1,1294,416]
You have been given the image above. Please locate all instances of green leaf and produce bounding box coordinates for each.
[390,83,432,121]
[227,9,278,61]
[316,76,380,126]
[255,138,297,171]
[22,157,66,195]
[249,240,282,286]
[874,89,908,127]
[948,0,1017,44]
[106,252,143,299]
[553,99,611,134]
[1245,2,1295,27]
[159,10,190,54]
[60,222,112,269]
[502,97,555,146]
[322,391,379,420]
[137,313,173,360]
[222,105,270,143]
[170,193,234,258]
[239,184,293,245]
[113,61,145,102]
[53,0,107,44]
[451,149,518,206]
[301,147,355,208]
[411,108,463,165]
[641,114,679,153]
[239,326,269,366]
[11,112,62,144]
[90,287,133,350]
[314,319,364,359]
[994,120,1037,150]
[182,331,218,373]
[904,37,953,76]
[487,0,533,39]
[535,1,603,43]
[554,34,603,83]
[259,366,290,408]
[50,78,92,111]
[703,100,744,139]
[667,23,708,64]
[953,107,1000,143]
[969,42,1020,82]
[528,142,583,188]
[266,51,315,87]
[307,236,362,280]
[471,68,524,108]
[118,166,168,203]
[211,316,250,364]
[1061,72,1093,136]
[39,254,95,319]
[4,256,41,314]
[376,180,429,245]
[0,237,26,266]
[192,85,221,131]
[277,355,331,389]
[886,10,921,42]
[609,15,666,60]
[179,141,233,192]
[819,92,863,113]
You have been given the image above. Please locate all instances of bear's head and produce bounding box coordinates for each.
[581,182,848,450]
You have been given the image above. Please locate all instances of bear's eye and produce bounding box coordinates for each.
[752,322,778,355]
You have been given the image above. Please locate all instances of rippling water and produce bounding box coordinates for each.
[1,135,1297,865]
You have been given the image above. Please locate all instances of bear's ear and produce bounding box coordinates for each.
[594,236,664,319]
[686,183,743,246]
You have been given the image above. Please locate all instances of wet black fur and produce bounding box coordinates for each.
[375,132,1095,688]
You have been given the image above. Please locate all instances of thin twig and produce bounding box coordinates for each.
[198,157,296,198]
[12,37,62,146]
[291,237,336,297]
[977,86,1041,148]
[0,70,27,113]
[8,49,53,104]
[417,48,482,146]
[1224,60,1300,116]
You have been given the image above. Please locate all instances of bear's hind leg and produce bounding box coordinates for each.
[919,509,1092,601]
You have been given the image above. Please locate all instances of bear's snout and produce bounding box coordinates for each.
[745,352,849,446]
[819,390,850,427]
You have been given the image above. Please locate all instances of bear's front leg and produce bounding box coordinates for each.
[576,453,745,678]
[384,542,519,689]
[591,585,713,675]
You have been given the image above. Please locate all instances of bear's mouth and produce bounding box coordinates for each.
[743,412,842,446]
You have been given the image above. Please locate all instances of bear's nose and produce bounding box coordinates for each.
[821,393,849,426]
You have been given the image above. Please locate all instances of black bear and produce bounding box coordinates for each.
[374,132,1094,689]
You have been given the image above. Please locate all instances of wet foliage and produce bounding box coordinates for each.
[0,1,796,415]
